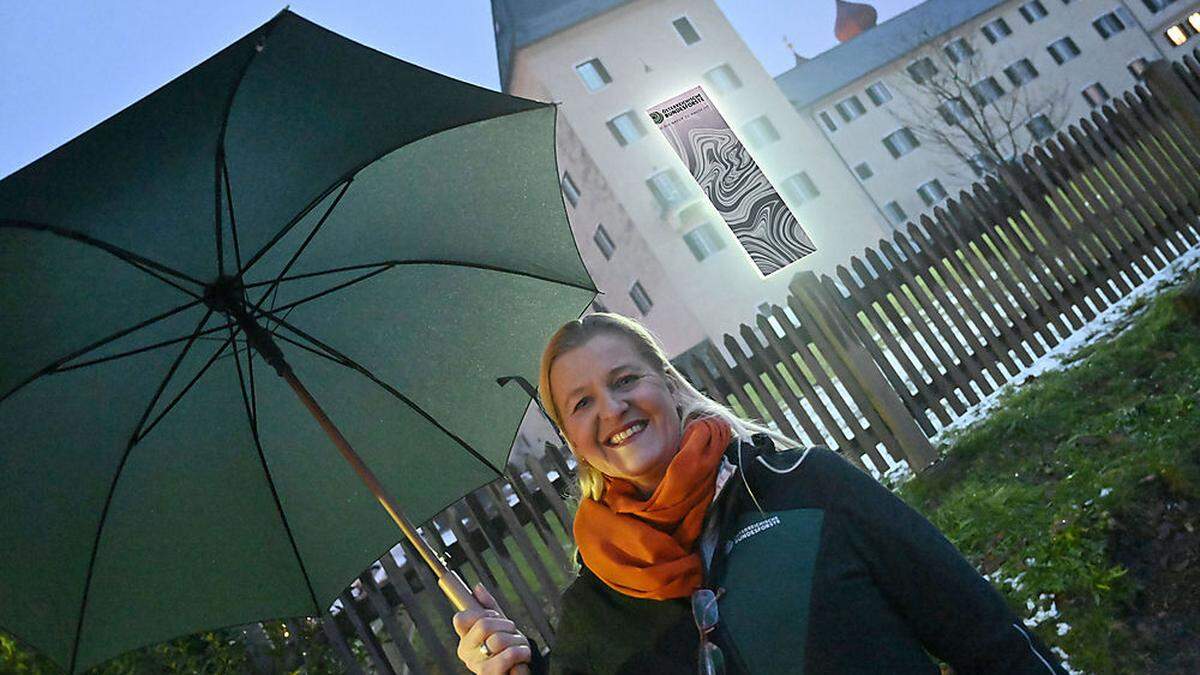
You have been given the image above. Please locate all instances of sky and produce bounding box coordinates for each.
[0,0,923,178]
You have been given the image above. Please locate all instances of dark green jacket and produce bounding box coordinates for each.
[535,435,1066,675]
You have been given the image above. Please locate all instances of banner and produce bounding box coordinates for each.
[649,86,816,276]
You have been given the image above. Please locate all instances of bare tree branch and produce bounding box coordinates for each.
[887,26,1070,183]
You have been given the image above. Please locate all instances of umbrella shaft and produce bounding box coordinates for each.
[279,369,478,612]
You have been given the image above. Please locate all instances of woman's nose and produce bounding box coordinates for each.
[598,391,628,417]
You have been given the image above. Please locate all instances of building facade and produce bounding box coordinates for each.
[493,0,892,366]
[776,0,1200,228]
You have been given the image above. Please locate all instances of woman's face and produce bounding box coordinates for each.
[549,333,682,497]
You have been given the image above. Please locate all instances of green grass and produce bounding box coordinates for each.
[898,273,1200,674]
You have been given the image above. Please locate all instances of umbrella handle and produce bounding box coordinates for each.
[279,366,532,673]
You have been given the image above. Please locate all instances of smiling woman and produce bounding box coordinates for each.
[450,313,1069,675]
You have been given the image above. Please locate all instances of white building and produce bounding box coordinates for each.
[776,0,1200,229]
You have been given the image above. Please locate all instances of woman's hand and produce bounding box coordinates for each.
[452,583,533,674]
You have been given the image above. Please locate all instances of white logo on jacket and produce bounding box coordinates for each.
[724,515,781,554]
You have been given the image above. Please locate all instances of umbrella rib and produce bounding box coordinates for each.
[51,317,239,374]
[134,325,237,444]
[376,258,597,293]
[252,179,354,315]
[246,258,595,324]
[271,330,354,368]
[234,104,556,284]
[1,220,206,297]
[225,323,325,615]
[260,264,396,316]
[215,148,225,276]
[234,176,352,282]
[64,310,222,674]
[262,309,506,477]
[0,298,206,404]
[222,155,245,271]
[241,261,393,288]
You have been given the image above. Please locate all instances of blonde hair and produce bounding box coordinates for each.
[537,312,799,501]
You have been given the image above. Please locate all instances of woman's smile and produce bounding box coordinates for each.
[605,420,647,446]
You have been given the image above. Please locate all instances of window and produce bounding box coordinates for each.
[673,16,701,45]
[1027,114,1055,141]
[606,111,646,146]
[1047,37,1081,64]
[561,172,580,207]
[1020,1,1048,23]
[575,58,611,91]
[917,179,948,207]
[883,128,920,158]
[1082,82,1110,108]
[944,38,974,64]
[1004,58,1040,87]
[937,97,971,126]
[835,95,867,122]
[981,17,1012,44]
[866,81,893,106]
[883,201,907,225]
[704,64,743,94]
[907,57,939,84]
[742,116,780,149]
[783,171,821,205]
[818,111,838,132]
[1166,24,1188,47]
[629,281,652,315]
[1142,0,1179,12]
[1094,12,1127,39]
[646,169,689,210]
[970,77,1006,106]
[1128,57,1151,80]
[593,225,615,259]
[683,222,726,261]
[854,162,874,181]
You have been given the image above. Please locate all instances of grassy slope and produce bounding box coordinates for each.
[898,279,1200,674]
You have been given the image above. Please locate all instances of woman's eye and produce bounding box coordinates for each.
[617,374,638,386]
[573,397,590,412]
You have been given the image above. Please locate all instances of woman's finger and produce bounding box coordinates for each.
[465,616,517,651]
[481,644,532,675]
[483,629,529,656]
[452,607,490,638]
[474,583,502,613]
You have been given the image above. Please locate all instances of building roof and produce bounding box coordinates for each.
[491,0,635,92]
[775,0,1007,109]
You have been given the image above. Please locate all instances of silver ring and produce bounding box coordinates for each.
[478,642,493,658]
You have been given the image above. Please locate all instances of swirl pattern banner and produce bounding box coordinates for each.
[648,87,816,276]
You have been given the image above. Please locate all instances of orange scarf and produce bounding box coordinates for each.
[573,417,732,600]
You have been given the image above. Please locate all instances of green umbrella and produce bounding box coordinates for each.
[0,10,593,674]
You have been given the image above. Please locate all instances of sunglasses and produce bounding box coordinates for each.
[691,587,726,675]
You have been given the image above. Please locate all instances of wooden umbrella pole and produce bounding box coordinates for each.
[232,308,533,670]
[279,368,479,611]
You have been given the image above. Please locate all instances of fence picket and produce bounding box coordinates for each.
[754,311,863,451]
[359,571,423,674]
[909,215,1031,374]
[338,589,399,675]
[378,550,458,674]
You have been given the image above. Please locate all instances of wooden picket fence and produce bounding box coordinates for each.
[261,53,1200,674]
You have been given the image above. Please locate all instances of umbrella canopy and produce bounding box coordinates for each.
[0,10,594,674]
